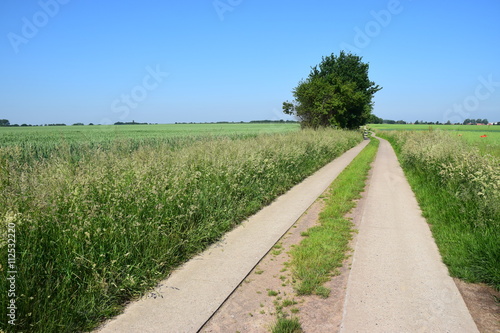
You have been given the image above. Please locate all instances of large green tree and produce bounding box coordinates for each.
[283,51,381,129]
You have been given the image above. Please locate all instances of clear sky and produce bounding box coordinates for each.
[1,0,499,125]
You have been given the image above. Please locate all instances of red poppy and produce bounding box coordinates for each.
[480,135,487,137]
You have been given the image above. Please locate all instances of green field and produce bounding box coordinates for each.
[370,124,500,157]
[0,124,359,332]
[0,123,300,143]
[0,123,301,163]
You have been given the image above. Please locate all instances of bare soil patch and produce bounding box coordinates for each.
[200,197,325,332]
[201,181,368,333]
[454,278,500,333]
[201,197,322,332]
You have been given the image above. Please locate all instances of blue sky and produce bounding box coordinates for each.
[1,0,499,125]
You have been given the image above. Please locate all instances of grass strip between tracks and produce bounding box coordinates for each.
[271,138,379,332]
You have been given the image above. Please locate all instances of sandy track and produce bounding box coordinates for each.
[340,137,478,332]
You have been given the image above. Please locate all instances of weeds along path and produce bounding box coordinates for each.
[95,140,370,333]
[340,137,478,332]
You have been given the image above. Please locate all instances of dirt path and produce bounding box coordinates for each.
[95,141,369,333]
[340,137,478,332]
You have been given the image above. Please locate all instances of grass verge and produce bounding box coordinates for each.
[289,138,379,296]
[379,131,499,290]
[403,170,499,287]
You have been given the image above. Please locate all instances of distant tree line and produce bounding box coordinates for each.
[366,116,498,125]
[114,121,148,125]
[1,119,68,127]
[413,120,447,125]
[173,120,298,124]
[0,119,70,127]
[1,119,299,127]
[249,120,299,123]
[0,119,154,126]
[2,117,496,128]
[462,118,489,125]
[383,120,408,124]
[367,116,409,124]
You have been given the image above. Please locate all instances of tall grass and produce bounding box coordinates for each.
[0,128,360,332]
[271,316,303,333]
[379,130,500,290]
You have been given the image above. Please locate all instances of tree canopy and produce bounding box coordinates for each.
[283,51,381,129]
[368,114,383,124]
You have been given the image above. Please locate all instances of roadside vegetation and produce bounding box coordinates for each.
[378,129,500,290]
[0,125,360,332]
